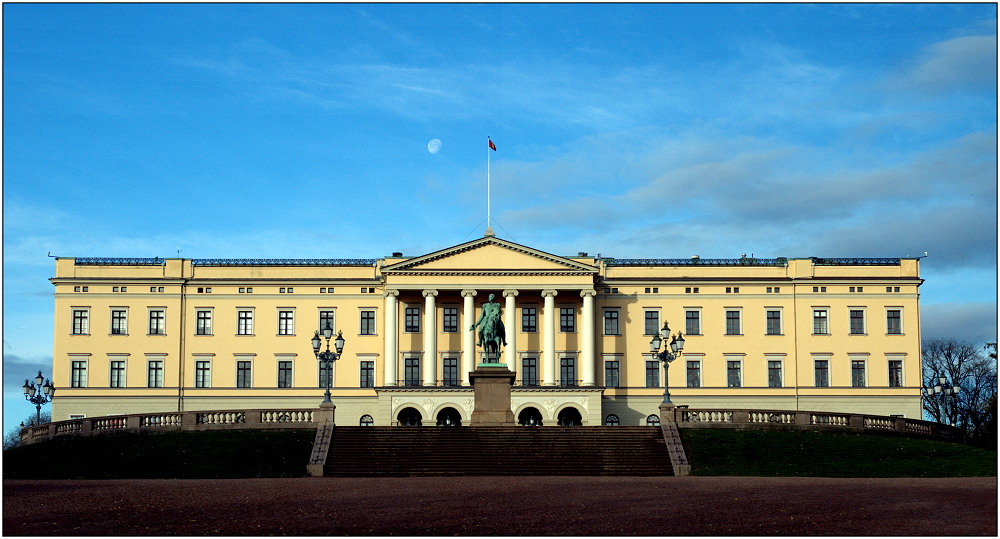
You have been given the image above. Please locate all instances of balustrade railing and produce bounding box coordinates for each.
[811,413,849,426]
[864,417,895,430]
[681,410,734,423]
[749,411,796,424]
[196,411,245,425]
[141,414,183,427]
[92,416,128,430]
[261,410,313,423]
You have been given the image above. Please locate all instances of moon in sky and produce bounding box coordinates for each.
[427,139,442,154]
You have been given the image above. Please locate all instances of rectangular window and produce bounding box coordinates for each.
[766,310,781,335]
[237,310,253,335]
[237,361,252,388]
[360,310,376,335]
[522,307,537,332]
[604,310,619,335]
[404,307,420,333]
[107,359,126,388]
[277,361,293,388]
[72,309,90,335]
[644,311,659,336]
[319,310,335,333]
[686,361,701,388]
[319,361,331,389]
[850,310,865,334]
[111,310,127,335]
[360,360,375,388]
[727,361,742,388]
[278,310,294,335]
[71,361,87,388]
[522,357,538,386]
[148,310,165,335]
[768,361,783,388]
[560,357,576,386]
[813,309,829,335]
[147,360,164,388]
[196,310,212,335]
[888,359,903,387]
[725,310,741,335]
[645,360,660,388]
[814,360,829,387]
[887,310,901,334]
[443,357,459,386]
[443,307,459,333]
[851,360,866,387]
[195,361,211,388]
[404,357,421,386]
[560,307,575,332]
[605,360,620,388]
[685,310,700,335]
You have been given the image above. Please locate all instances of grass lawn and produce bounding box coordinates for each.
[680,428,998,477]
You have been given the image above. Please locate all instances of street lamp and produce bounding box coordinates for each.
[22,370,55,425]
[925,374,961,426]
[311,324,345,404]
[649,322,685,404]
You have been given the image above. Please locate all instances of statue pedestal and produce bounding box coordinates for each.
[469,366,516,426]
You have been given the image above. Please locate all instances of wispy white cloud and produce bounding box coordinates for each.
[886,34,997,95]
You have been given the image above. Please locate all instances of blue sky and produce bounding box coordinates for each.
[3,3,997,430]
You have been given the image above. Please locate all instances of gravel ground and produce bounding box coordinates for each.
[3,476,996,536]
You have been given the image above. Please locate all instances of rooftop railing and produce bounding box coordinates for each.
[605,258,788,267]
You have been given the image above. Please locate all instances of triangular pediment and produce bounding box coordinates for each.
[382,237,598,275]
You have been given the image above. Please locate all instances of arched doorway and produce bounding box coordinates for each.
[518,407,543,426]
[557,407,583,426]
[436,407,462,427]
[397,407,423,426]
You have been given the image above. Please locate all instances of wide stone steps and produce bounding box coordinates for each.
[323,426,674,476]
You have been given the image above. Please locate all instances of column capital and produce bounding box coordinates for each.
[580,289,597,298]
[502,289,519,298]
[422,289,439,298]
[383,289,400,298]
[461,289,478,298]
[541,289,558,298]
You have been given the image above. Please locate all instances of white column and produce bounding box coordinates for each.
[462,289,477,385]
[422,290,438,386]
[503,290,518,372]
[542,290,558,386]
[383,290,399,387]
[580,289,596,386]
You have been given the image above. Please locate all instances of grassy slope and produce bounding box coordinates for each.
[680,429,998,477]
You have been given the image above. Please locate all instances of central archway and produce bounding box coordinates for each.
[518,407,543,426]
[436,407,462,427]
[397,407,423,426]
[557,407,583,426]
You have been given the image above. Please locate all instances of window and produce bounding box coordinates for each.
[850,310,865,334]
[685,310,701,335]
[813,309,829,334]
[278,310,294,335]
[360,360,375,388]
[147,360,164,388]
[72,309,90,335]
[726,287,740,293]
[644,311,659,336]
[237,310,253,335]
[277,361,293,388]
[360,310,376,335]
[196,310,212,335]
[813,286,827,292]
[521,307,537,332]
[605,360,620,388]
[71,361,87,388]
[319,361,332,389]
[111,309,127,335]
[560,357,576,386]
[404,357,421,386]
[148,310,165,335]
[443,307,459,333]
[766,287,781,293]
[646,414,660,427]
[768,361,782,388]
[887,310,901,334]
[318,310,335,333]
[238,287,252,294]
[443,357,458,386]
[604,310,620,335]
[603,287,619,294]
[605,414,620,426]
[645,360,660,388]
[727,361,742,388]
[725,310,741,335]
[814,360,829,387]
[404,306,420,333]
[237,361,252,388]
[195,361,211,388]
[103,359,124,388]
[851,360,866,387]
[766,310,781,335]
[685,287,699,293]
[196,287,210,293]
[686,361,701,388]
[560,307,575,332]
[522,357,538,386]
[849,286,864,293]
[360,415,374,427]
[888,359,903,387]
[644,287,659,294]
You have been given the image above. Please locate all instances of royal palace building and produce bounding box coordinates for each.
[50,234,924,426]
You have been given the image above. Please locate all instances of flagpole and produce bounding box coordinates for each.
[487,136,491,228]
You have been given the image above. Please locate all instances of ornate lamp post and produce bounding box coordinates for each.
[22,371,55,425]
[649,322,685,404]
[925,375,961,426]
[311,324,345,404]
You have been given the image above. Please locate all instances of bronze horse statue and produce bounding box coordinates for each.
[470,293,507,363]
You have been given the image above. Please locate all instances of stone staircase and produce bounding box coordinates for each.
[323,426,674,476]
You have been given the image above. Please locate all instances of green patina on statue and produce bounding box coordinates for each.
[470,293,507,364]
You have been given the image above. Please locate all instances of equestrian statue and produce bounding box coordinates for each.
[470,293,507,364]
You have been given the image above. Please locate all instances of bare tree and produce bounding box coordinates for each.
[922,339,998,444]
[3,411,51,450]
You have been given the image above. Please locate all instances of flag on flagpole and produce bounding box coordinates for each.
[488,139,496,151]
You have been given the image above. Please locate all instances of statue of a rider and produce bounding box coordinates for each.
[470,293,507,363]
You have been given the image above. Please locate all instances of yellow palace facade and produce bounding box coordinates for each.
[50,235,924,426]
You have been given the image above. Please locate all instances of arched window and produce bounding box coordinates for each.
[518,407,543,426]
[436,407,462,427]
[646,414,660,427]
[557,407,583,426]
[397,407,422,426]
[604,414,620,426]
[360,414,374,427]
